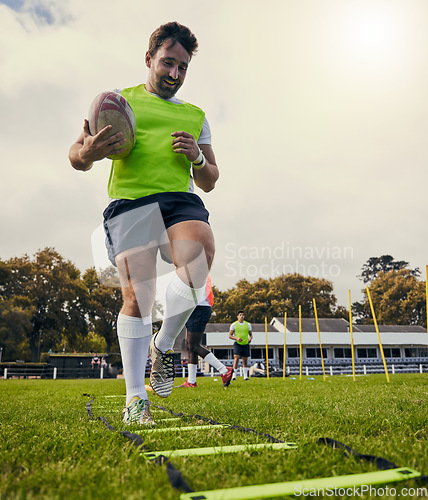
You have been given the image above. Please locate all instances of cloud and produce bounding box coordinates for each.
[0,0,70,26]
[1,0,428,308]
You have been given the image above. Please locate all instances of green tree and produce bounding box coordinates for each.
[0,296,34,361]
[71,331,108,354]
[0,248,88,361]
[212,274,346,323]
[355,269,426,326]
[358,255,420,284]
[83,267,122,354]
[83,266,165,352]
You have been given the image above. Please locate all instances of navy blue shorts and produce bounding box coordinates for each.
[185,305,212,333]
[233,342,250,357]
[103,192,210,266]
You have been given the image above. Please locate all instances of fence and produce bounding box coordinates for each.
[3,359,427,380]
[283,358,428,376]
[2,363,186,380]
[0,364,117,380]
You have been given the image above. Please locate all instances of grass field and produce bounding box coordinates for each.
[1,373,428,499]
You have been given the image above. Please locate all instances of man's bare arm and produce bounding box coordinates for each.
[193,144,219,193]
[229,329,242,342]
[171,131,219,192]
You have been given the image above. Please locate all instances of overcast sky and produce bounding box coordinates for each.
[1,0,427,309]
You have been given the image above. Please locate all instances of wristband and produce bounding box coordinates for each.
[192,148,206,170]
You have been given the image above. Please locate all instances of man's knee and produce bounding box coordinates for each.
[202,239,215,269]
[187,335,202,353]
[186,338,195,352]
[121,289,141,317]
[196,345,209,357]
[168,221,215,271]
[121,283,155,318]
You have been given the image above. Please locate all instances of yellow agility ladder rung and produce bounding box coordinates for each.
[180,468,421,500]
[142,442,297,459]
[136,424,230,434]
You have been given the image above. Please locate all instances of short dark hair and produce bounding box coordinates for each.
[237,310,244,315]
[148,22,198,58]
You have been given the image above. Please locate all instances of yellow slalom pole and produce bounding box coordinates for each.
[283,312,287,379]
[313,299,326,381]
[348,290,356,382]
[299,306,302,380]
[366,286,390,383]
[265,317,270,379]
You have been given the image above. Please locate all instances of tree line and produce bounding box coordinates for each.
[212,255,426,327]
[0,249,425,362]
[0,248,124,363]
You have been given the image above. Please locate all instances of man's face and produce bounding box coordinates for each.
[238,313,245,322]
[145,39,190,98]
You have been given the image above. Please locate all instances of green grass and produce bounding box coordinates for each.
[1,374,428,499]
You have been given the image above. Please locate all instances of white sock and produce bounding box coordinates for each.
[243,367,249,379]
[117,313,152,406]
[155,272,206,353]
[188,363,197,384]
[232,370,237,380]
[204,352,227,375]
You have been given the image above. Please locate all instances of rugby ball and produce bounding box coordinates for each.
[88,91,136,160]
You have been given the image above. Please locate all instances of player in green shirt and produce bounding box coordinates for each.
[229,310,253,381]
[69,22,219,425]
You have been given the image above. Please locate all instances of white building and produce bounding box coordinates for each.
[191,318,428,375]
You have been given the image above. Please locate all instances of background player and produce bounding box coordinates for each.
[229,310,253,381]
[177,276,233,388]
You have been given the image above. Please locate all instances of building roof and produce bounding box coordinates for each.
[271,317,427,334]
[355,324,426,333]
[273,317,350,333]
[205,323,230,333]
[205,323,276,333]
[205,322,277,348]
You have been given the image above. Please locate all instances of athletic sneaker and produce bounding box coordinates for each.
[150,333,175,398]
[221,367,233,388]
[122,397,155,425]
[176,381,197,388]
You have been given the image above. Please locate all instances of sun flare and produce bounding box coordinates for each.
[337,3,408,64]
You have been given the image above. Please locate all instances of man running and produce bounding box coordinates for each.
[177,276,233,389]
[229,311,253,381]
[69,22,219,425]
